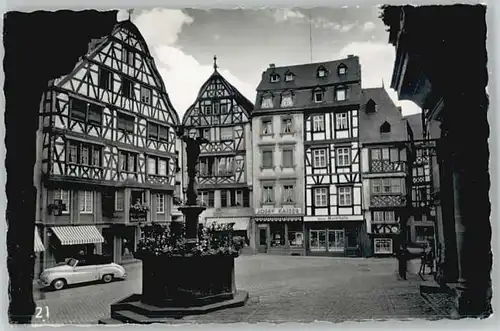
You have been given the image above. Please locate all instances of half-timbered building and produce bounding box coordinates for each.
[404,114,440,248]
[34,19,181,271]
[181,58,254,245]
[302,56,364,257]
[251,63,307,256]
[359,87,410,256]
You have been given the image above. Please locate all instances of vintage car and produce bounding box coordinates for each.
[38,255,127,290]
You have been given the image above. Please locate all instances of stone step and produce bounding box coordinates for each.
[112,310,178,324]
[420,280,445,294]
[98,317,124,324]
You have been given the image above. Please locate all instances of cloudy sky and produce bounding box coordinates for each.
[119,8,421,119]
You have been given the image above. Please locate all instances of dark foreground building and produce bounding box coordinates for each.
[381,5,492,317]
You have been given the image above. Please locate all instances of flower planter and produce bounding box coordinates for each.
[137,255,237,307]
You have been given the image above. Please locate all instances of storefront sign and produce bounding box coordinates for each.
[303,215,363,222]
[255,208,302,215]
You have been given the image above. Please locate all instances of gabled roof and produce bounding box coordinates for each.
[404,113,441,140]
[182,69,254,125]
[256,56,361,92]
[359,87,408,144]
[54,19,181,126]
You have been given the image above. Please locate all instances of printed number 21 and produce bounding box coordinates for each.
[35,306,49,319]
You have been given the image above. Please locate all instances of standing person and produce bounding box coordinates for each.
[397,244,408,280]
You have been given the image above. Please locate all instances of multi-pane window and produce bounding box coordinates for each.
[208,191,215,207]
[262,119,273,134]
[335,113,348,130]
[203,105,212,115]
[283,185,294,203]
[117,113,135,134]
[147,156,169,176]
[314,187,328,206]
[262,185,274,204]
[280,94,294,107]
[122,47,135,66]
[121,76,134,98]
[285,73,294,82]
[140,86,152,104]
[310,230,327,251]
[261,96,274,109]
[221,190,228,207]
[281,118,293,133]
[373,211,396,223]
[312,149,327,168]
[338,65,347,75]
[79,191,93,214]
[317,68,327,78]
[338,187,352,206]
[69,98,103,126]
[270,74,280,83]
[156,194,165,214]
[314,91,324,103]
[67,141,102,167]
[282,149,294,168]
[372,178,402,194]
[98,68,113,90]
[217,157,234,176]
[336,88,347,101]
[148,122,169,142]
[312,115,325,132]
[115,190,125,211]
[119,151,137,173]
[199,191,214,207]
[54,189,70,214]
[336,148,350,166]
[220,127,233,141]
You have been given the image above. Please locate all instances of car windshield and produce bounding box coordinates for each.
[66,258,78,267]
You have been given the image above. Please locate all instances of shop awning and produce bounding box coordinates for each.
[34,228,45,252]
[50,225,104,245]
[205,218,250,231]
[254,216,302,222]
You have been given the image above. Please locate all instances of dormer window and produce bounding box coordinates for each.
[317,66,328,78]
[261,95,274,109]
[285,72,294,82]
[380,121,391,134]
[314,91,324,103]
[270,74,280,83]
[337,64,347,75]
[280,92,294,108]
[366,99,376,113]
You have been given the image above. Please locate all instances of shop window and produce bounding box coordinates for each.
[270,223,285,247]
[374,238,393,254]
[310,230,327,252]
[328,229,345,252]
[415,226,434,243]
[288,223,304,247]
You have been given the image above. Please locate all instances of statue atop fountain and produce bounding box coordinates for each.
[175,127,209,244]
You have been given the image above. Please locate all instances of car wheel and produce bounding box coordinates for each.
[52,279,66,291]
[102,274,113,283]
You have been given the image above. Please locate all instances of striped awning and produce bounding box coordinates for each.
[34,228,45,252]
[254,216,302,222]
[205,218,250,231]
[50,225,104,246]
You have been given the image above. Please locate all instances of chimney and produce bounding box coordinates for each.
[347,54,354,58]
[269,63,276,68]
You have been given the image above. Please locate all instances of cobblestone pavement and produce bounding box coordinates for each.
[32,255,446,325]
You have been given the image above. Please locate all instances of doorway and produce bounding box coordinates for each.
[258,226,268,253]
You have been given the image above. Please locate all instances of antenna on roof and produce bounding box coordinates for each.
[213,55,218,71]
[309,9,313,63]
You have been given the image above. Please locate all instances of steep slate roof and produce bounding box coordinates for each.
[254,56,362,113]
[182,69,254,125]
[257,56,361,91]
[404,113,441,140]
[359,87,408,144]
